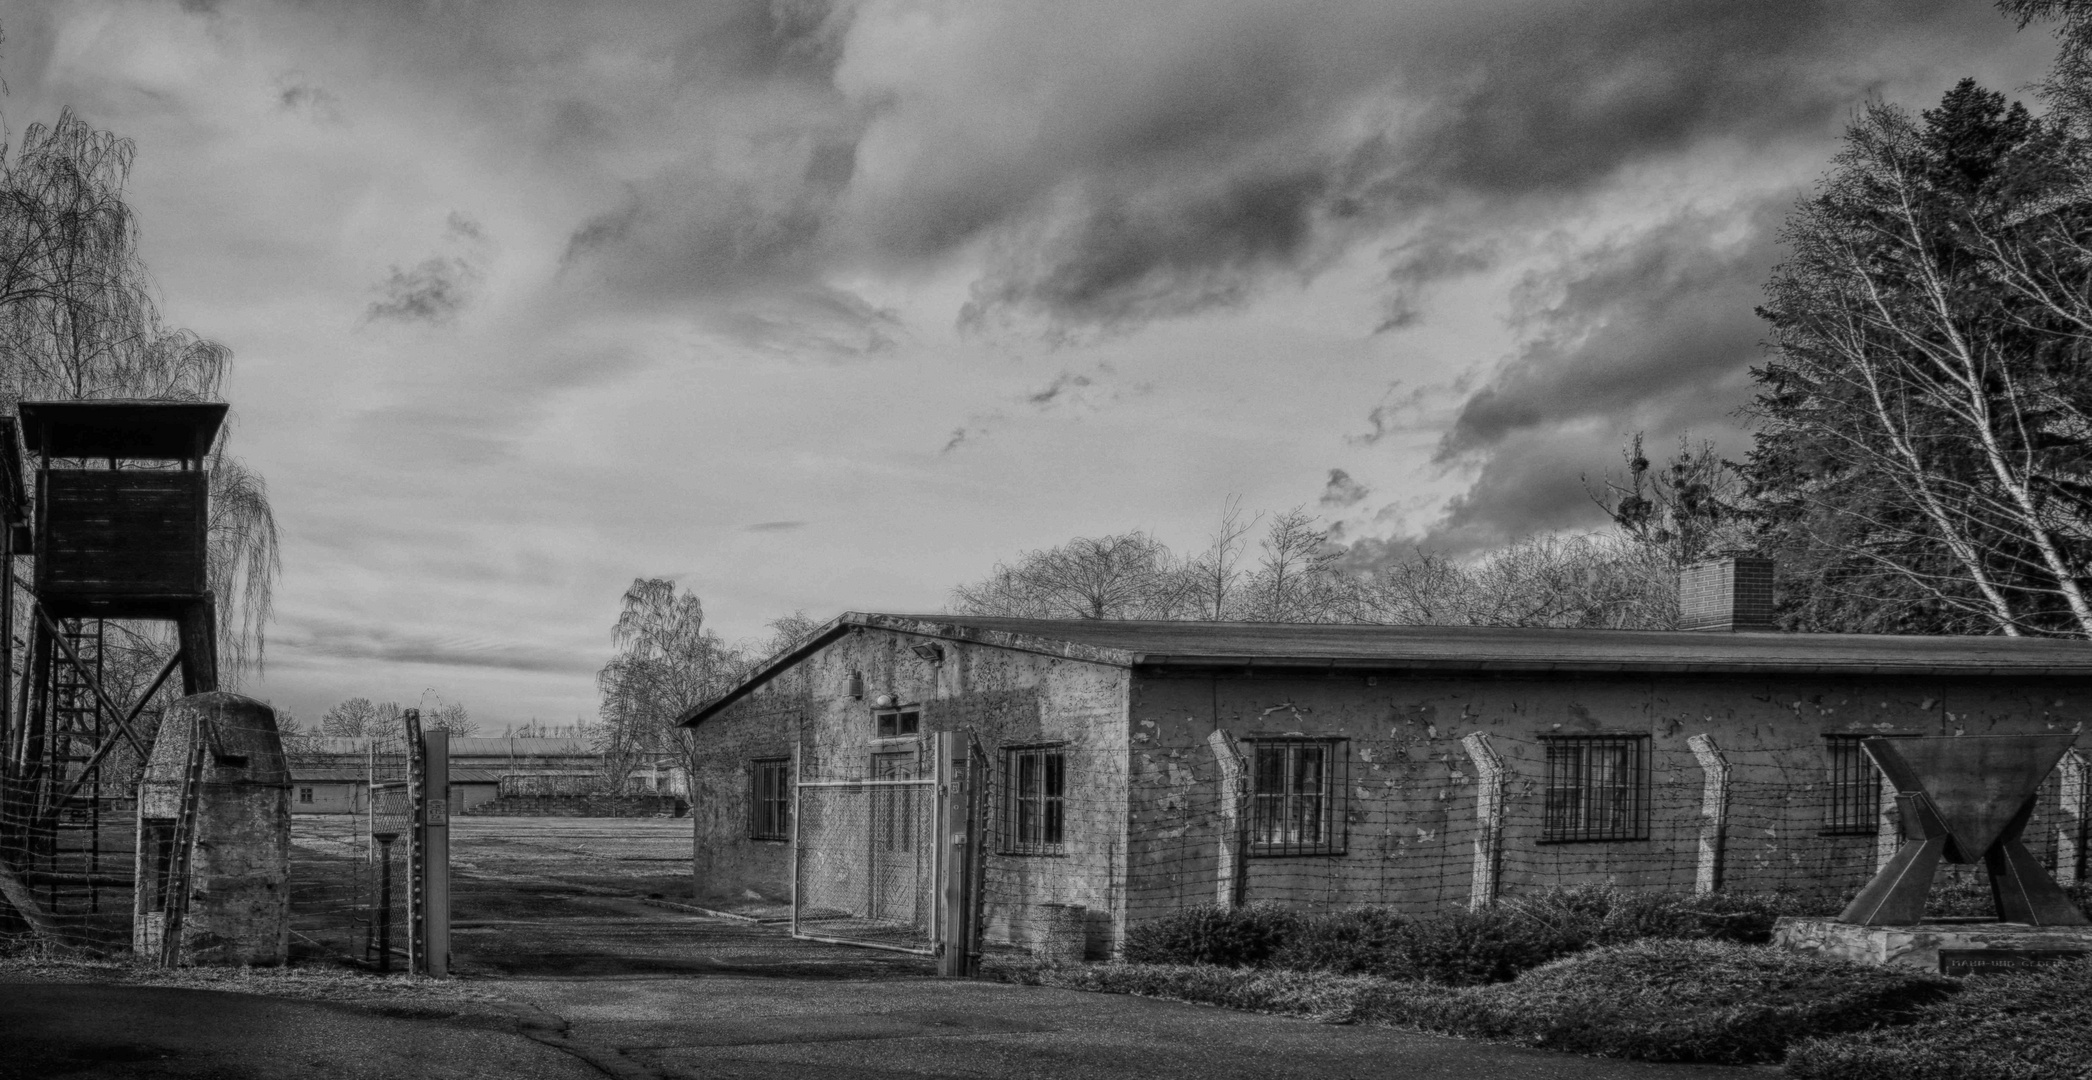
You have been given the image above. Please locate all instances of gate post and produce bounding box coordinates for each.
[405,708,424,974]
[938,731,980,977]
[420,726,450,977]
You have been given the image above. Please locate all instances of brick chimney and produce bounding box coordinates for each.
[1678,556,1775,632]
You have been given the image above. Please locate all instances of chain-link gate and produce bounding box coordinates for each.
[791,738,947,954]
[789,731,991,969]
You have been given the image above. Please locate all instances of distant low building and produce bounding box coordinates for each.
[283,734,686,814]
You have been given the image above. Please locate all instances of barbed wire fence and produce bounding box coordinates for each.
[282,733,417,968]
[0,766,142,955]
[947,734,2089,959]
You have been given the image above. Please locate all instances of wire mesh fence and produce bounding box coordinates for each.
[0,775,139,953]
[282,735,417,967]
[792,746,943,953]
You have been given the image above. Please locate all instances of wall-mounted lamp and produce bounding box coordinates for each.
[872,693,897,709]
[846,670,865,699]
[910,642,945,663]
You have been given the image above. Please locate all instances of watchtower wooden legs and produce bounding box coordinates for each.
[0,592,219,944]
[176,600,217,696]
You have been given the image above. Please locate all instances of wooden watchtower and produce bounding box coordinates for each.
[0,400,227,940]
[19,399,225,695]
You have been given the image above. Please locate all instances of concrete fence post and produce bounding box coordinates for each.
[1207,730,1249,908]
[1876,770,1902,872]
[2059,749,2088,886]
[1686,734,1729,895]
[1460,733,1505,910]
[420,726,450,978]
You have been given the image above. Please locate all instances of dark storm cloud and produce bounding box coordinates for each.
[364,213,493,325]
[275,76,342,123]
[1440,204,1783,459]
[1377,228,1502,332]
[366,256,479,324]
[1321,469,1369,509]
[896,0,2005,331]
[1025,372,1094,407]
[1413,428,1623,554]
[379,1,2023,348]
[1403,203,1782,552]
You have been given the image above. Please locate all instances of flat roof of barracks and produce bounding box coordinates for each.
[681,612,2092,726]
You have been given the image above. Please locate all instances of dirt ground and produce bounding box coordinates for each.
[443,816,931,980]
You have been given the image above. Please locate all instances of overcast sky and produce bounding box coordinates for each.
[0,1,2063,730]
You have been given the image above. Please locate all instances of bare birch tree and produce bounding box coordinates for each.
[1753,83,2092,635]
[1181,496,1260,620]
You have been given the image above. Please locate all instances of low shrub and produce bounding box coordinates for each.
[1258,887,1827,984]
[1121,903,1301,967]
[1500,885,1823,948]
[1266,907,1410,975]
[1379,902,1588,985]
[1785,956,2092,1080]
[1363,939,1953,1064]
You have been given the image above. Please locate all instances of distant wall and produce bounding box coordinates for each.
[462,794,685,818]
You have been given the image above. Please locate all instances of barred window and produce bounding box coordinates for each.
[749,758,791,841]
[1003,747,1066,855]
[1824,735,1885,836]
[298,787,314,805]
[1542,735,1649,842]
[875,707,920,739]
[1249,738,1347,856]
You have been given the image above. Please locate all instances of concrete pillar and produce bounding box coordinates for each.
[2059,750,2087,886]
[1461,733,1506,910]
[1877,771,1902,872]
[1687,734,1730,894]
[133,693,290,966]
[1207,730,1248,907]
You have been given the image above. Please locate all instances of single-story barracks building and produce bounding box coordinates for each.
[678,559,2091,958]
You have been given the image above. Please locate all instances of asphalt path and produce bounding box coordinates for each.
[6,906,1760,1080]
[6,819,1761,1078]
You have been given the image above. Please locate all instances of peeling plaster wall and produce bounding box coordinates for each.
[691,627,1131,953]
[689,693,803,906]
[1127,671,2090,919]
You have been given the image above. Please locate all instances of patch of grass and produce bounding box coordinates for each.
[1785,957,2092,1080]
[0,945,497,1006]
[1003,939,1951,1065]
